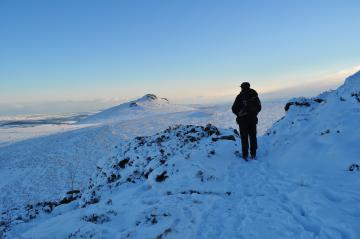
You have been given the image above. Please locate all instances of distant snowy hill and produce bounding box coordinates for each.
[80,94,194,124]
[1,72,359,238]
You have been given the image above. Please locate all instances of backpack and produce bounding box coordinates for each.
[245,96,261,114]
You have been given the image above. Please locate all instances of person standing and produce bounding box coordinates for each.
[232,82,261,160]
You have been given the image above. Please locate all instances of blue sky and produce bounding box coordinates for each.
[1,0,360,113]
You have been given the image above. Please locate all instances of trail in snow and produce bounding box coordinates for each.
[190,143,359,239]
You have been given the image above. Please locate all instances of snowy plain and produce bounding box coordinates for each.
[1,71,360,239]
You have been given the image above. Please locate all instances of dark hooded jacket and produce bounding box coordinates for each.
[232,88,261,124]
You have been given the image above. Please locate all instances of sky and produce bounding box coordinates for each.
[1,0,360,114]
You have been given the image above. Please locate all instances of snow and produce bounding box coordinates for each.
[0,124,120,210]
[0,113,94,147]
[337,70,360,97]
[0,124,93,147]
[265,70,360,175]
[79,94,195,124]
[1,71,359,239]
[0,98,284,212]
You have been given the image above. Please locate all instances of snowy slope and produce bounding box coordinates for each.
[0,113,93,147]
[2,125,312,238]
[1,71,360,238]
[0,124,121,210]
[80,94,194,124]
[265,70,360,174]
[0,101,283,213]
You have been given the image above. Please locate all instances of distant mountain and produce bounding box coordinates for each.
[80,94,194,124]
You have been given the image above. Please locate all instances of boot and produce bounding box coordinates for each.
[242,154,248,161]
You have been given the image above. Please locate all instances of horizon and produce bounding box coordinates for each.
[1,1,360,115]
[0,65,358,116]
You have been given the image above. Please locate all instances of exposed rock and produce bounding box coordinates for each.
[118,158,130,169]
[349,164,360,172]
[129,102,138,107]
[351,92,360,102]
[145,94,158,100]
[284,100,310,112]
[156,171,168,182]
[82,213,110,224]
[212,135,236,142]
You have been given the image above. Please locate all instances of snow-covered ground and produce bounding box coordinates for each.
[1,71,359,238]
[79,94,195,124]
[0,113,94,147]
[0,97,282,146]
[0,98,284,212]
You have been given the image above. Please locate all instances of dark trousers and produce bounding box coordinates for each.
[238,118,257,157]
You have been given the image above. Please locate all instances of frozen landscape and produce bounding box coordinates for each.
[0,71,359,238]
[0,95,284,211]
